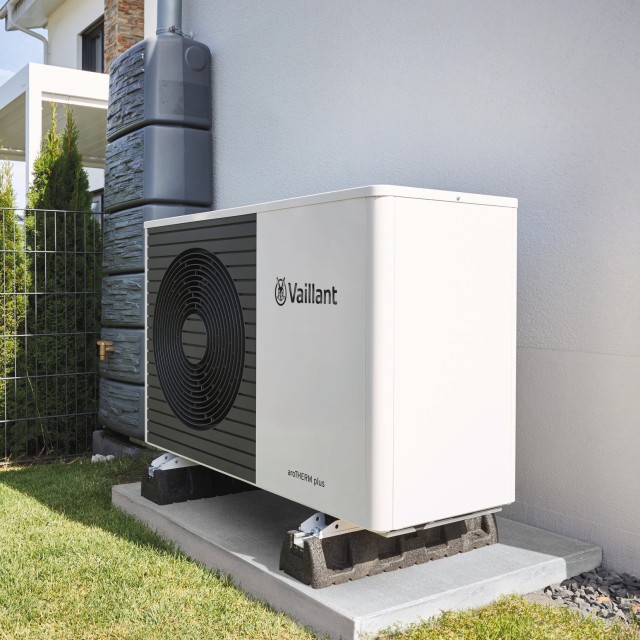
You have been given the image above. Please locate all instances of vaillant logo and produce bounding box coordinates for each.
[275,277,287,306]
[274,277,338,306]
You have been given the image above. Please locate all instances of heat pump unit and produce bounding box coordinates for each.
[145,185,517,533]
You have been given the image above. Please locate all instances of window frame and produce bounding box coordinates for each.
[81,17,105,73]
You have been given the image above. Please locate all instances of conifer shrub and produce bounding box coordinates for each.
[0,160,29,459]
[2,106,102,460]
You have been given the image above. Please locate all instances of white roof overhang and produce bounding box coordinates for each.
[0,63,108,169]
[0,0,66,29]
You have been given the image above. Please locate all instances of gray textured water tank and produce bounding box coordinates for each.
[102,204,205,275]
[107,34,211,141]
[104,126,212,212]
[99,32,213,441]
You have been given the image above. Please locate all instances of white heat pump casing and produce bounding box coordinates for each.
[145,185,517,534]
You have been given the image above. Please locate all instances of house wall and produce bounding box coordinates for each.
[47,0,103,69]
[182,0,640,574]
[143,0,156,38]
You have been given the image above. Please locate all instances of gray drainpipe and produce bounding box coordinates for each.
[156,0,183,35]
[6,0,49,64]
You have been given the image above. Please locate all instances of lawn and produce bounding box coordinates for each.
[0,456,635,640]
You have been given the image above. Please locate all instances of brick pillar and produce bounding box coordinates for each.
[104,0,145,72]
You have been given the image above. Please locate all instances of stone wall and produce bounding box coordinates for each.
[104,0,145,71]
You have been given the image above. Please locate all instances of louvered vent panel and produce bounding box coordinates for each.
[147,214,257,482]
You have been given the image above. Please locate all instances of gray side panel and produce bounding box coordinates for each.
[146,213,257,483]
[102,273,145,327]
[107,40,145,142]
[98,378,144,438]
[100,327,145,384]
[104,126,213,213]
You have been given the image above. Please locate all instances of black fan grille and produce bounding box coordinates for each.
[153,248,245,429]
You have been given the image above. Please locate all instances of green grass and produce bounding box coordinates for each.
[381,595,638,639]
[0,456,318,640]
[0,457,636,640]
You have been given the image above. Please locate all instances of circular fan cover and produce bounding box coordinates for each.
[153,248,245,429]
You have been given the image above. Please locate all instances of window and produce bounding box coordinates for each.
[90,190,103,214]
[82,18,104,73]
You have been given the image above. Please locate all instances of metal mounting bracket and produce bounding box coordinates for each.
[293,512,363,548]
[148,452,197,477]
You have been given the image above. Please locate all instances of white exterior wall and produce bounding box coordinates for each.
[183,1,640,574]
[47,0,103,69]
[144,0,156,38]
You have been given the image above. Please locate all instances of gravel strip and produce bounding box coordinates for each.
[527,567,640,625]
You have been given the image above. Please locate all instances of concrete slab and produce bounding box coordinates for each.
[93,429,143,458]
[113,483,602,639]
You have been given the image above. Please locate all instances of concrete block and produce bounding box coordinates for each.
[93,429,145,458]
[141,464,253,505]
[280,514,497,588]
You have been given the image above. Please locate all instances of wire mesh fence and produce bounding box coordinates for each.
[1,208,102,464]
